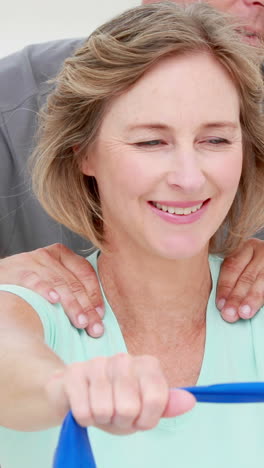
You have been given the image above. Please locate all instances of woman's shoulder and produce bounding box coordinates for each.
[209,253,264,326]
[0,250,99,347]
[85,249,100,270]
[209,254,224,267]
[0,284,64,341]
[0,284,82,360]
[208,254,224,286]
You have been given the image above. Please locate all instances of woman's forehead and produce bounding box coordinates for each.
[98,53,240,135]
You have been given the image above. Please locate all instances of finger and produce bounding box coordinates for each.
[50,244,104,313]
[64,363,94,427]
[0,246,104,336]
[46,245,105,335]
[216,245,253,311]
[88,359,114,426]
[51,272,104,332]
[220,265,257,322]
[17,269,60,303]
[162,389,196,417]
[109,354,141,430]
[237,271,264,319]
[33,250,104,335]
[134,356,168,431]
[59,276,104,336]
[0,253,60,304]
[53,278,104,336]
[26,249,90,324]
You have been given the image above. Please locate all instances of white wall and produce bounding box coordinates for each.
[1,0,139,58]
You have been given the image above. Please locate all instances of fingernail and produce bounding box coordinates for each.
[95,306,105,319]
[239,305,251,318]
[217,298,226,310]
[49,290,60,302]
[78,314,89,327]
[92,323,104,336]
[222,307,237,319]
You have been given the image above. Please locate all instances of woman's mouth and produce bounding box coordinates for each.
[148,199,210,225]
[150,200,207,216]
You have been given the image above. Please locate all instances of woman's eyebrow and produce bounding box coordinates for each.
[126,123,168,131]
[201,121,240,130]
[124,121,240,134]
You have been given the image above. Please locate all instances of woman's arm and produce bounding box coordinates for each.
[0,292,66,430]
[0,292,195,434]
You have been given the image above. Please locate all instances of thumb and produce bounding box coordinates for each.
[162,388,196,418]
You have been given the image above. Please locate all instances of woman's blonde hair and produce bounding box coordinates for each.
[31,2,264,255]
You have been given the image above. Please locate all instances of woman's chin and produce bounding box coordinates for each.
[150,238,209,261]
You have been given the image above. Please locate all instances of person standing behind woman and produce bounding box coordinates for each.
[1,3,264,467]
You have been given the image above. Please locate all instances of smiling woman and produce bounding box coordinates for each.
[78,52,243,260]
[31,2,264,257]
[1,3,264,468]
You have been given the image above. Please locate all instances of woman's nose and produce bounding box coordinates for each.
[166,152,206,193]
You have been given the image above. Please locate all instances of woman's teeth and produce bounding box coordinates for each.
[153,202,203,215]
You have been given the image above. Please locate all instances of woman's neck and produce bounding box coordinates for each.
[98,245,212,387]
[98,244,212,335]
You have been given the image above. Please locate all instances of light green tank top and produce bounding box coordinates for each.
[1,252,264,468]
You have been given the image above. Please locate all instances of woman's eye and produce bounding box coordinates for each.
[206,138,230,145]
[135,140,164,147]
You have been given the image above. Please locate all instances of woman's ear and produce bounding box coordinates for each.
[73,145,96,177]
[80,157,96,176]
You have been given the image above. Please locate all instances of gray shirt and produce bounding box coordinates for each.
[0,38,92,257]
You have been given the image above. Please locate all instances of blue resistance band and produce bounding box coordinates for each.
[53,411,96,468]
[53,382,264,468]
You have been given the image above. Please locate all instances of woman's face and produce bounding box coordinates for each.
[82,53,243,259]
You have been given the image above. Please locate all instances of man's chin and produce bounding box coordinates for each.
[243,34,262,46]
[236,29,263,46]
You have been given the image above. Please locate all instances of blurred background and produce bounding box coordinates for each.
[1,0,139,58]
